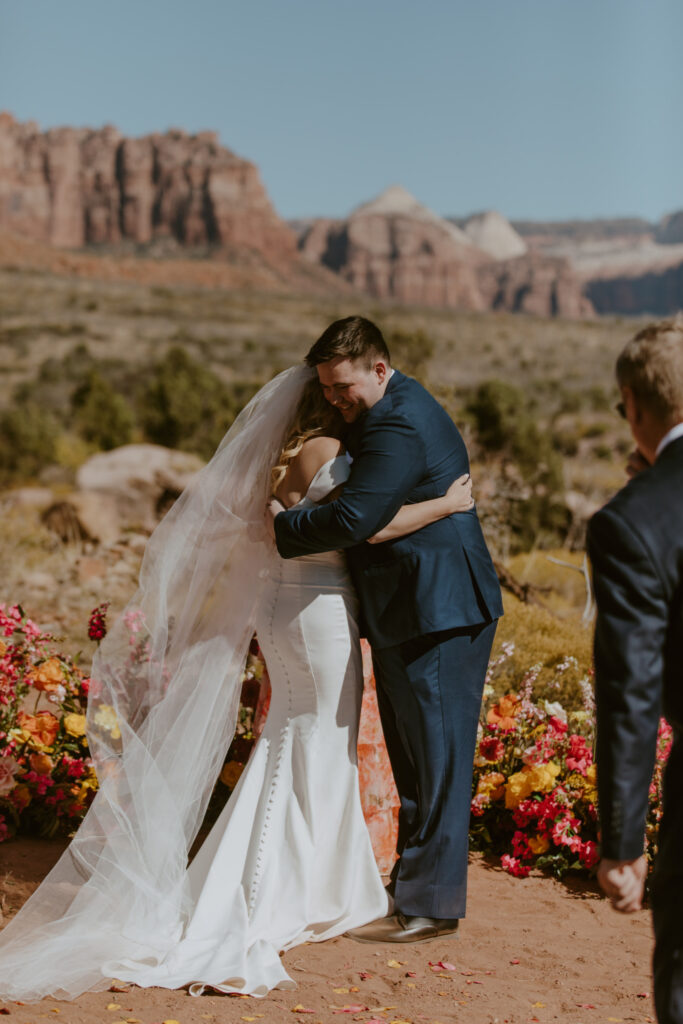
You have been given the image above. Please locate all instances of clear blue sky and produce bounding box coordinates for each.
[1,0,681,222]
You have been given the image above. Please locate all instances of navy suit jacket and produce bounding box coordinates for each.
[587,435,683,860]
[274,370,503,650]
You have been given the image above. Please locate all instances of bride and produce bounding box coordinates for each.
[0,365,472,1002]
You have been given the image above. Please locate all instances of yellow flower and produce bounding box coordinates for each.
[585,764,597,786]
[505,761,561,809]
[526,761,561,793]
[11,784,31,811]
[93,704,121,740]
[505,770,533,809]
[220,760,244,790]
[63,713,87,738]
[29,657,66,693]
[527,834,550,855]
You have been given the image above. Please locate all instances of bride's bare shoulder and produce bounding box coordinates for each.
[275,435,344,505]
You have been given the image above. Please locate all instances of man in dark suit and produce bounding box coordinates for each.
[587,318,683,1023]
[273,316,502,942]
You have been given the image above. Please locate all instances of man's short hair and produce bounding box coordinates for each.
[617,316,683,425]
[305,316,391,369]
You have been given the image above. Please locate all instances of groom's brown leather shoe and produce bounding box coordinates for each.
[346,912,459,943]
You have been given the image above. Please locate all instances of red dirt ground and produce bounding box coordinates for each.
[0,839,654,1024]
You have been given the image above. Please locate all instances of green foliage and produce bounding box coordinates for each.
[71,370,134,450]
[0,402,58,485]
[137,346,258,459]
[466,380,569,551]
[386,328,435,382]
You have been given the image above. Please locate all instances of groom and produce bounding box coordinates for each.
[273,316,502,942]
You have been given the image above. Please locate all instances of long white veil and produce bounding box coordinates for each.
[0,364,315,1002]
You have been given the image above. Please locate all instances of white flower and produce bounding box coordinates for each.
[47,684,67,704]
[542,699,567,723]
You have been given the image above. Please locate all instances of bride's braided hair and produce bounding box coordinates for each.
[270,377,343,494]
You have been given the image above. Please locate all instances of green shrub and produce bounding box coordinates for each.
[137,346,258,458]
[71,370,134,450]
[0,403,58,485]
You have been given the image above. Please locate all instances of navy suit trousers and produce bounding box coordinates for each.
[372,619,497,919]
[652,731,683,1024]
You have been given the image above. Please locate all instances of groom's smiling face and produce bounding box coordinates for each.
[317,356,390,423]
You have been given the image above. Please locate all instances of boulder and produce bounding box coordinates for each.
[75,444,204,532]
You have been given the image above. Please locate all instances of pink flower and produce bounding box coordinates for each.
[501,854,531,878]
[551,815,582,849]
[0,755,21,796]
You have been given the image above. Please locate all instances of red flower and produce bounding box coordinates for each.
[578,839,599,869]
[479,736,505,762]
[87,603,109,642]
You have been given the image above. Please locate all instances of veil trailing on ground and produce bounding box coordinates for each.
[0,365,315,1002]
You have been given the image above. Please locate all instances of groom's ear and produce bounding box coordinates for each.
[374,360,389,383]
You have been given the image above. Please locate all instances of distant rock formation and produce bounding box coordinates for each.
[655,210,683,245]
[0,111,296,265]
[461,211,528,260]
[299,185,486,310]
[478,253,594,318]
[586,260,683,316]
[300,187,591,317]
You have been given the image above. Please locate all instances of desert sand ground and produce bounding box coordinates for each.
[1,839,653,1024]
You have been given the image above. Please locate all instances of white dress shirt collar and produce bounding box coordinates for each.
[656,421,683,458]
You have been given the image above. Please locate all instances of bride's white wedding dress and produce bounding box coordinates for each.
[103,453,389,996]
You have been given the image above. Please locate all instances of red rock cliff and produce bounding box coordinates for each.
[0,112,296,264]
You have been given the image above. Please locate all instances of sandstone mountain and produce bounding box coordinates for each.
[299,186,591,317]
[299,185,486,310]
[459,211,528,260]
[0,111,296,267]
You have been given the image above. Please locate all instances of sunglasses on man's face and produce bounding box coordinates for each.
[616,401,627,419]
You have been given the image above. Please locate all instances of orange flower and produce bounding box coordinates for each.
[486,693,521,732]
[17,710,60,748]
[29,752,54,775]
[0,639,7,658]
[475,771,506,802]
[29,657,66,693]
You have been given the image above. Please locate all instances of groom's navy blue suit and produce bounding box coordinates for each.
[274,370,502,918]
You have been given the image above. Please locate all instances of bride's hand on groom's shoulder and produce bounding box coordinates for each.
[263,498,286,541]
[445,473,474,513]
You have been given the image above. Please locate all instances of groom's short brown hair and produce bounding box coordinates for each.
[617,316,683,424]
[305,316,391,369]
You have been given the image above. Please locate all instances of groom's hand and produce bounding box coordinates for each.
[597,855,647,912]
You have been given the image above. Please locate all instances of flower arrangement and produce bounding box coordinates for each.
[471,641,670,878]
[0,604,97,841]
[0,603,271,843]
